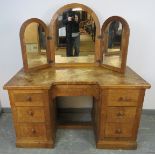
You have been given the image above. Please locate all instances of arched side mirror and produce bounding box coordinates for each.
[101,16,130,73]
[20,18,51,72]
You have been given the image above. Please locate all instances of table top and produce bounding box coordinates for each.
[4,66,151,90]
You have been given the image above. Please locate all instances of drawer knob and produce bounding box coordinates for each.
[27,110,34,116]
[26,96,32,102]
[118,97,131,102]
[117,111,124,116]
[119,97,123,101]
[31,128,36,134]
[115,129,122,134]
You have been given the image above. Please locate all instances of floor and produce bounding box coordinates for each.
[0,113,155,154]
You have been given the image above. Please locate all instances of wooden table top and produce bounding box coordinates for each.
[4,66,151,90]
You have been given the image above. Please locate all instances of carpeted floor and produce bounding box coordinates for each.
[0,113,155,154]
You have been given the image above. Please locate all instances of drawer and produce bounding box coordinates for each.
[105,123,133,138]
[16,123,47,139]
[53,84,99,98]
[107,89,140,106]
[13,92,45,106]
[106,107,137,123]
[16,107,45,123]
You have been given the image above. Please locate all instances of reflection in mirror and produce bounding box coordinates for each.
[103,21,123,68]
[24,22,48,68]
[55,8,96,63]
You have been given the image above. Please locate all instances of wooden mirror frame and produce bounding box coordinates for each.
[101,16,130,73]
[20,18,51,72]
[49,3,101,67]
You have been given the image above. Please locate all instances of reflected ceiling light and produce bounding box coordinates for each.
[72,8,82,11]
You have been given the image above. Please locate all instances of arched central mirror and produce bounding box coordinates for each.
[49,4,101,65]
[55,8,96,63]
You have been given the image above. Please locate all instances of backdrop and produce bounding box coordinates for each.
[0,0,154,109]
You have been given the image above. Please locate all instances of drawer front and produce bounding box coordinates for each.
[17,123,47,139]
[106,107,137,123]
[53,85,99,98]
[13,92,45,106]
[107,89,140,106]
[16,107,45,123]
[105,123,133,138]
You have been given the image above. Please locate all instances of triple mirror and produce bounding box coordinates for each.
[20,4,129,73]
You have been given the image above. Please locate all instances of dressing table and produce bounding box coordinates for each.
[3,3,151,149]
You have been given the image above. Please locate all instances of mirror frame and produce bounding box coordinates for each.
[19,5,130,74]
[20,18,51,72]
[49,3,101,67]
[101,16,130,73]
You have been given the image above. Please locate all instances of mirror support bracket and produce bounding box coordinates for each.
[47,36,52,40]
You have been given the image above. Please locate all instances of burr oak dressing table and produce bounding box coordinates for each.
[3,3,151,149]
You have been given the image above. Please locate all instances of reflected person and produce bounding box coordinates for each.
[63,10,74,56]
[72,14,80,56]
[63,11,80,57]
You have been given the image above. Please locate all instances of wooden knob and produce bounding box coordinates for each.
[31,128,36,134]
[117,111,124,116]
[125,97,131,102]
[119,97,131,102]
[115,129,122,134]
[118,97,123,101]
[26,96,32,102]
[28,110,34,116]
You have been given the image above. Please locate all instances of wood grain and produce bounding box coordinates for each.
[3,66,150,90]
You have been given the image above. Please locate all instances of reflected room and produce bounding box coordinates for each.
[55,8,96,63]
[103,21,123,68]
[24,22,48,68]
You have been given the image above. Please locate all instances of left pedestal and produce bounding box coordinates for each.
[8,89,55,148]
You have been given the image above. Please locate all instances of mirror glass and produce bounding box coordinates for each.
[24,22,48,68]
[55,8,96,63]
[103,21,123,68]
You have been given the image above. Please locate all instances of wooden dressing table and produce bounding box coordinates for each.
[3,3,151,149]
[4,66,150,149]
